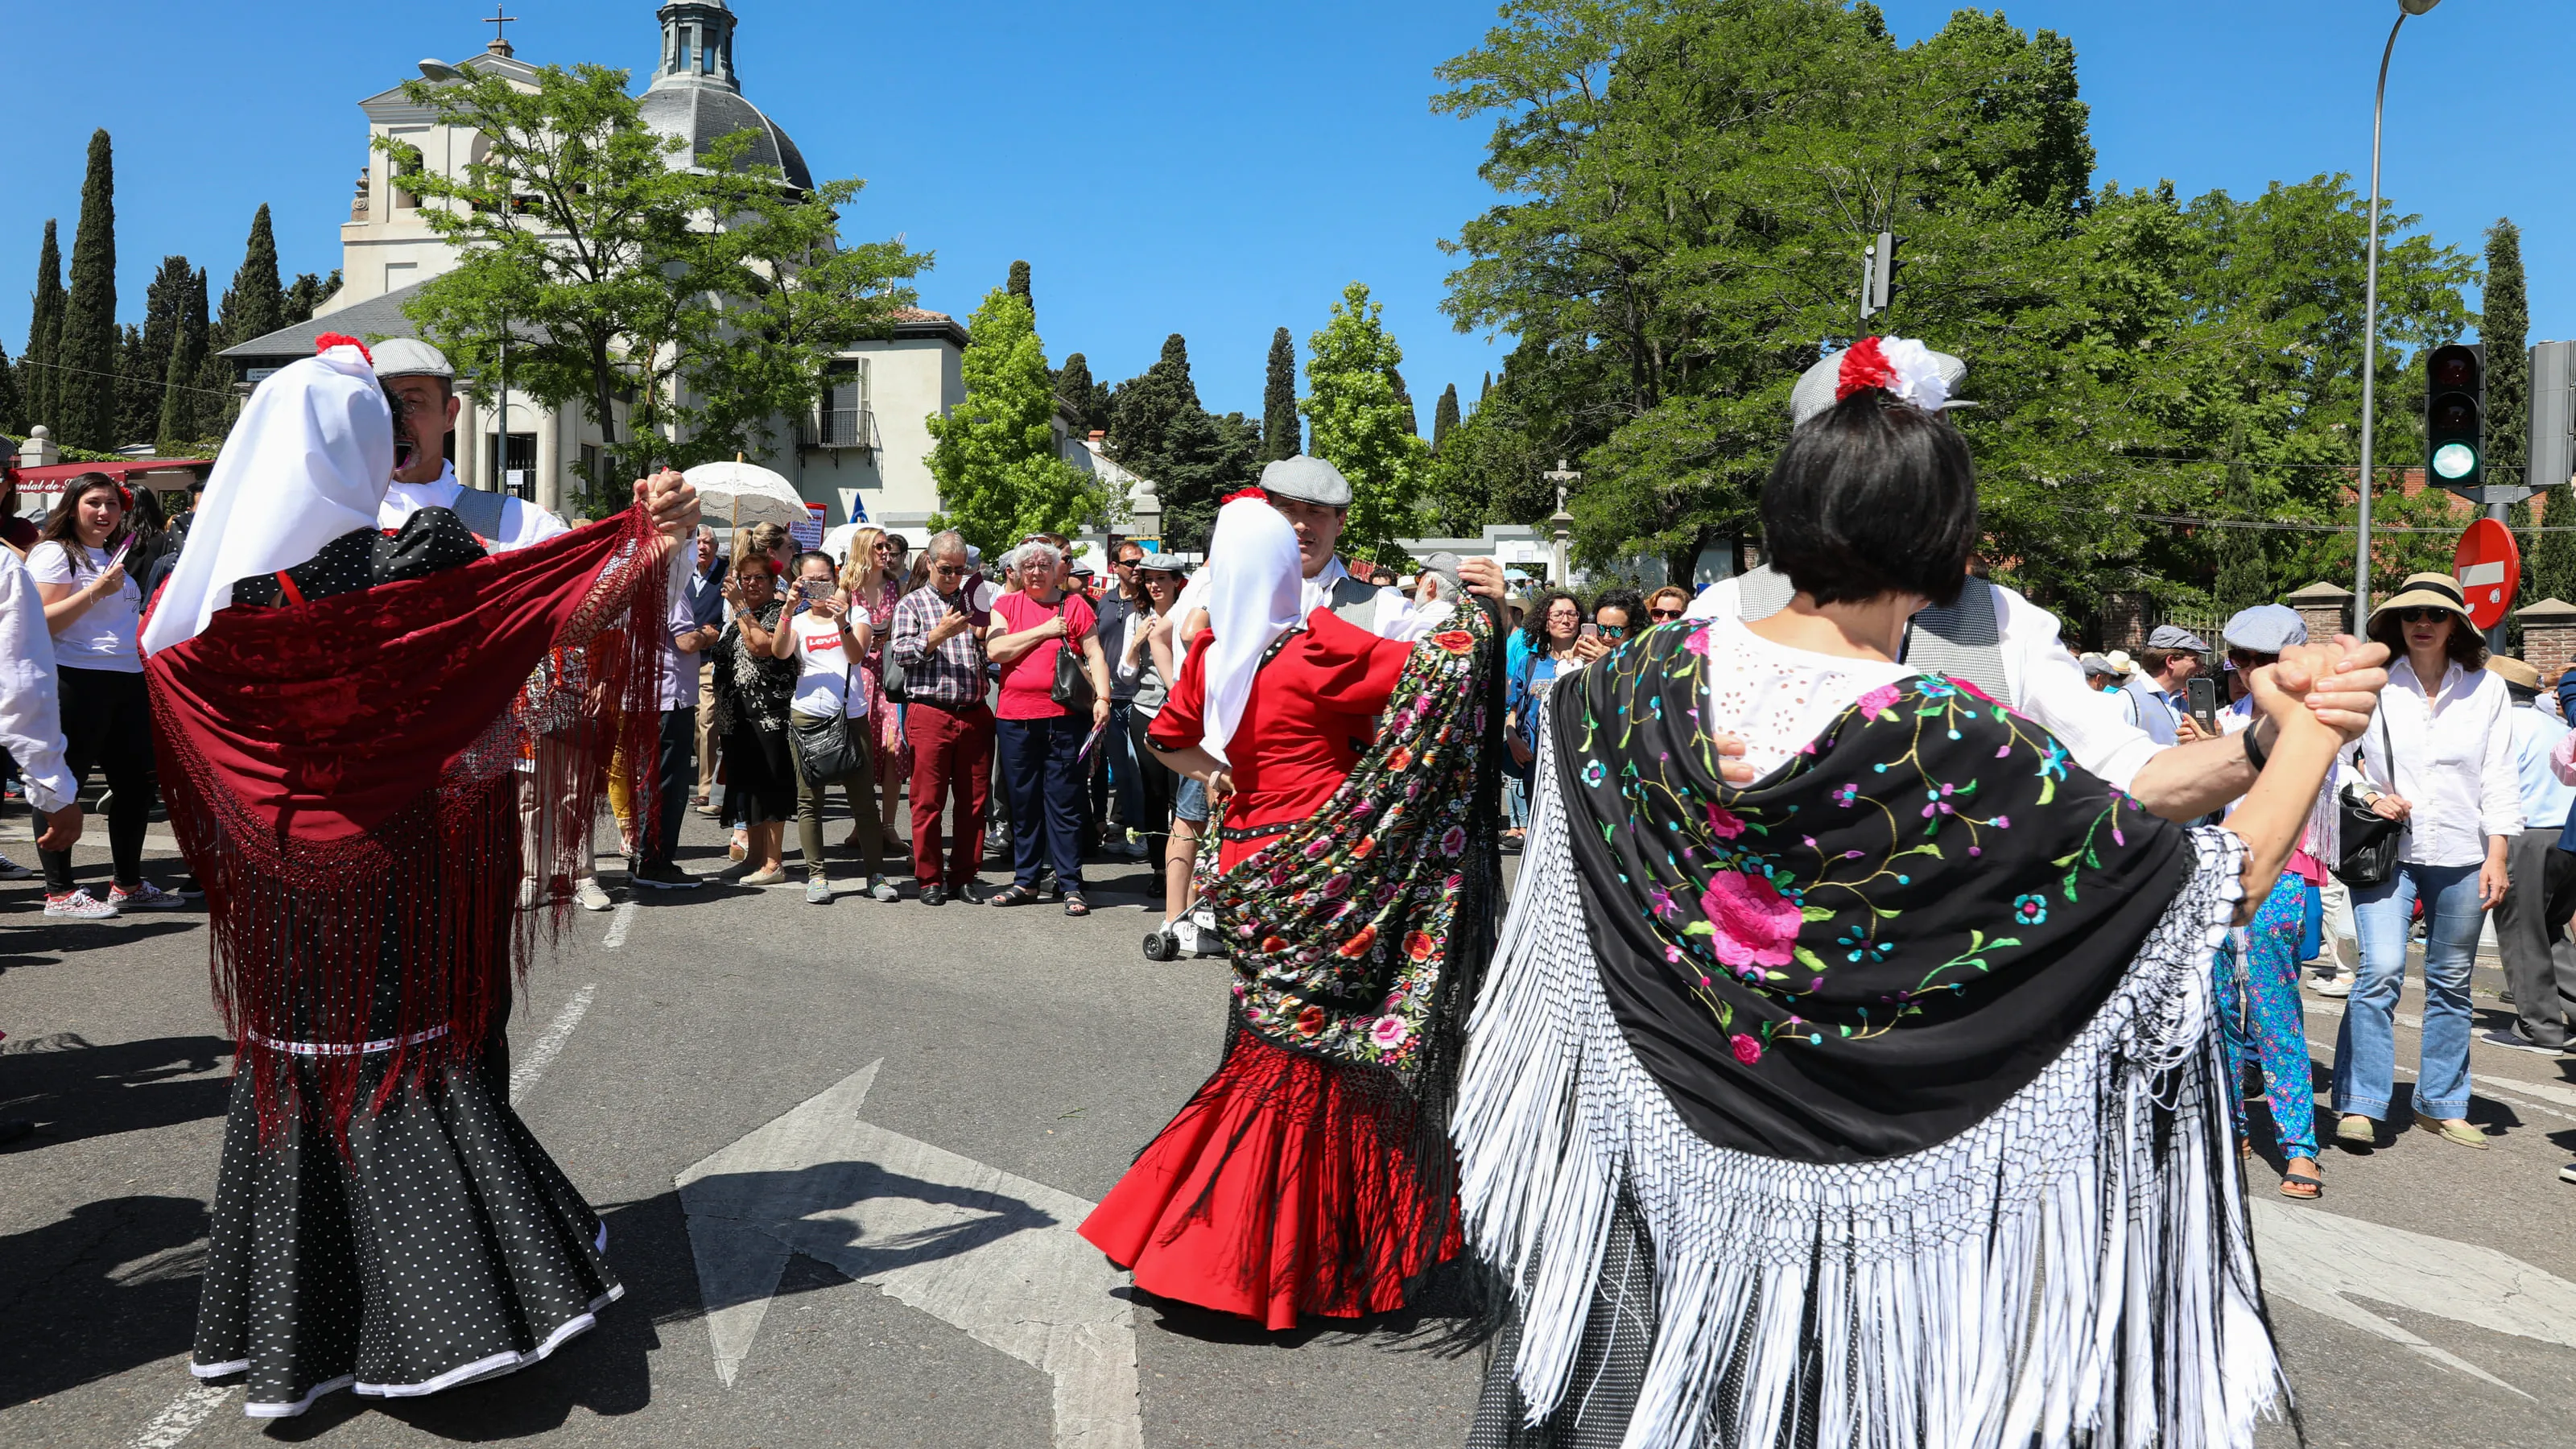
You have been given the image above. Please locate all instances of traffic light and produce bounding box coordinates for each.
[2425,341,2485,493]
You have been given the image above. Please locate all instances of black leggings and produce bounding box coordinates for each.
[42,666,156,893]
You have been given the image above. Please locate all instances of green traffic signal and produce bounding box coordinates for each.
[2424,342,2485,492]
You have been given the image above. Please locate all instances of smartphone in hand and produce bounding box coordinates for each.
[1579,621,1600,639]
[2186,675,2220,735]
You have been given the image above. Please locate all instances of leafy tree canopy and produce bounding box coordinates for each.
[926,286,1107,555]
[1302,281,1427,564]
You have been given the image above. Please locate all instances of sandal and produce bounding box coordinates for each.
[2333,1113,2376,1150]
[988,884,1039,908]
[2413,1112,2491,1150]
[1063,893,1090,918]
[2278,1158,2322,1199]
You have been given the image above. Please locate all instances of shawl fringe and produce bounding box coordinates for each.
[1453,724,2285,1449]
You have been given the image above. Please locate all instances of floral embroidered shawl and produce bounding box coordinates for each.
[1554,620,2191,1162]
[1197,595,1501,1086]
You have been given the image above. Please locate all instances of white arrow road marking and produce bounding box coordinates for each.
[2251,1199,2576,1397]
[128,1383,231,1448]
[676,1059,1141,1449]
[508,984,598,1107]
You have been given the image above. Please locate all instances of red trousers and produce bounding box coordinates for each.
[907,700,993,888]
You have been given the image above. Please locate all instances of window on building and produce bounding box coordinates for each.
[808,359,872,450]
[389,136,427,209]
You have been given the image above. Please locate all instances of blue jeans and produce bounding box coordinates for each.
[2333,860,2483,1121]
[996,713,1088,893]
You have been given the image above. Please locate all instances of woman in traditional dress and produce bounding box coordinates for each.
[1455,337,2380,1449]
[1079,497,1501,1329]
[144,340,695,1418]
[839,525,910,854]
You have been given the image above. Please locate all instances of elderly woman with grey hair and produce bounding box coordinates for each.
[985,538,1112,913]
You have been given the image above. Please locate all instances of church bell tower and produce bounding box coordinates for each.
[655,1,740,90]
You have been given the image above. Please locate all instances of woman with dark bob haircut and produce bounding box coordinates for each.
[1457,336,2377,1449]
[1760,388,1979,609]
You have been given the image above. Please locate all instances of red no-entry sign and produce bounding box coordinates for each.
[2453,517,2521,630]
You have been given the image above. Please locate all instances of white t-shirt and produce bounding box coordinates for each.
[789,608,866,720]
[27,540,142,673]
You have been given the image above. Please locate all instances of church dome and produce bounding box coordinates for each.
[639,2,814,192]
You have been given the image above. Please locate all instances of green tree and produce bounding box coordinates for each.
[1007,258,1032,308]
[217,204,287,349]
[118,255,193,444]
[285,270,337,325]
[23,220,62,430]
[1261,326,1299,460]
[926,285,1105,555]
[395,63,928,481]
[1432,382,1460,454]
[56,130,118,451]
[1302,281,1427,564]
[158,264,212,451]
[2483,219,2528,489]
[1054,352,1112,436]
[1109,334,1261,550]
[0,337,20,436]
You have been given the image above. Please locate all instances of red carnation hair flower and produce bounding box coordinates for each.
[313,332,373,363]
[1835,336,1893,400]
[1220,485,1266,505]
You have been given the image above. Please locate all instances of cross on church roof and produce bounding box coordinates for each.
[484,6,519,56]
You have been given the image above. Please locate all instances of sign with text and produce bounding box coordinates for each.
[789,502,827,553]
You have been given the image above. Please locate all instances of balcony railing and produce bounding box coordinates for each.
[802,403,875,452]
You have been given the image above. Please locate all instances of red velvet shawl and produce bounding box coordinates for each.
[143,506,671,1141]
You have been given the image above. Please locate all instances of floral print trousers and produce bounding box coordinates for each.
[2216,874,2318,1160]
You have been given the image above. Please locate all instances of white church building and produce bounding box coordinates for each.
[222,2,993,540]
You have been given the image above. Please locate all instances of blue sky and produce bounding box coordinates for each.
[3,2,2566,434]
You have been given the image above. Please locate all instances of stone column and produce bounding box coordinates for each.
[535,404,562,518]
[453,386,482,491]
[2516,597,2576,683]
[2283,580,2355,644]
[2097,590,2151,652]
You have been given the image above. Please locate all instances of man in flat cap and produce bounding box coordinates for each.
[2487,654,2576,1055]
[373,337,568,551]
[1249,454,1505,636]
[2131,622,2207,747]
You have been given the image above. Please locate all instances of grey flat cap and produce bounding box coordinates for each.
[1260,455,1352,509]
[2145,624,2209,653]
[371,337,454,381]
[1790,342,1969,427]
[2222,604,2307,654]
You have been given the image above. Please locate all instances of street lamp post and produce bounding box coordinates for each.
[2354,0,2443,627]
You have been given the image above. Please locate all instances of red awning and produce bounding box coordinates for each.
[7,459,214,494]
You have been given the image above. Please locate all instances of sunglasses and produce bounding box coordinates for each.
[2396,606,2454,625]
[1648,608,1682,621]
[2225,649,2278,670]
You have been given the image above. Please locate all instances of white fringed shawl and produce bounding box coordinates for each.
[1454,722,2287,1449]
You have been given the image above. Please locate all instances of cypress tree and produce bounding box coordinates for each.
[1433,383,1460,455]
[1007,258,1031,311]
[56,130,119,452]
[1389,365,1418,437]
[24,220,62,430]
[1110,334,1256,550]
[122,255,192,444]
[1054,351,1111,436]
[0,337,20,435]
[218,204,287,346]
[159,264,211,450]
[2486,220,2529,489]
[1261,327,1298,460]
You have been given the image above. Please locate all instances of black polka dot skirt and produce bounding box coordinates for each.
[190,1051,622,1418]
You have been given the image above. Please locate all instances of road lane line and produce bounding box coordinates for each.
[601,899,638,950]
[508,983,598,1107]
[129,1382,230,1448]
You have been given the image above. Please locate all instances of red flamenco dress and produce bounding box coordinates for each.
[1080,607,1470,1329]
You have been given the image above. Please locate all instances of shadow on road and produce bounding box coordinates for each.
[0,916,200,973]
[1127,1256,1492,1359]
[0,1032,232,1146]
[0,1194,208,1409]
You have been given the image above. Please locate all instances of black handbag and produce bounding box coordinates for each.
[1051,600,1096,712]
[2333,712,2403,888]
[791,710,864,786]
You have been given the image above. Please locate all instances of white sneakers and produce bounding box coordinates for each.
[572,877,615,912]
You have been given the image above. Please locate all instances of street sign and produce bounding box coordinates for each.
[2453,516,2520,630]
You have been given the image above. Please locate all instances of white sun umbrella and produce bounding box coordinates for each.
[683,459,807,531]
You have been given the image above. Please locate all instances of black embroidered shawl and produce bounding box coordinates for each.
[1551,621,2191,1162]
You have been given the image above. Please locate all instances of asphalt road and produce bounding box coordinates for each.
[3,804,2574,1448]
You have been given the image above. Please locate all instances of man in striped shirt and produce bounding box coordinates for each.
[889,530,994,904]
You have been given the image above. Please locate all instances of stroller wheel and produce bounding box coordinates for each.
[1141,930,1178,962]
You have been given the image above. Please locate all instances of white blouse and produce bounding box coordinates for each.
[1696,620,1915,778]
[2357,657,2520,868]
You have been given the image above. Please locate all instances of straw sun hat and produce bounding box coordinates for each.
[2365,571,2478,634]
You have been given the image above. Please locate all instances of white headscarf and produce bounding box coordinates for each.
[140,345,394,655]
[1199,497,1306,766]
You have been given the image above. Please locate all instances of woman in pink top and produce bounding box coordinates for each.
[985,539,1110,914]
